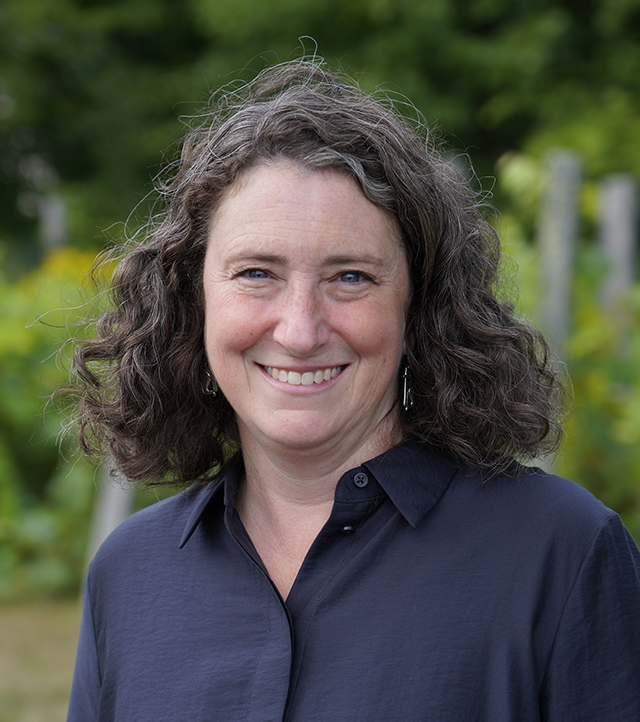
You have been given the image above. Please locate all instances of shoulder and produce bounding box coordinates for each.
[448,462,615,537]
[413,456,635,583]
[88,483,217,577]
[381,442,618,546]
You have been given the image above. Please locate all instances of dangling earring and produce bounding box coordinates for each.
[204,370,218,396]
[402,360,414,412]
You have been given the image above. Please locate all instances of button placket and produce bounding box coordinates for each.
[341,473,370,533]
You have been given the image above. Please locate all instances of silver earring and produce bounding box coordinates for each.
[402,362,414,412]
[204,370,218,396]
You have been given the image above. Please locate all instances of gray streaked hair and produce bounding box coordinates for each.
[70,57,564,484]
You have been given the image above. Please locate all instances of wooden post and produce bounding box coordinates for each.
[537,150,582,360]
[38,192,66,248]
[85,464,133,567]
[534,150,581,472]
[598,174,637,346]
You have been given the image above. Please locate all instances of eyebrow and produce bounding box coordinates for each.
[323,254,385,266]
[224,252,385,267]
[224,253,287,266]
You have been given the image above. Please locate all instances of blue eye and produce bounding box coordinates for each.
[339,271,364,283]
[245,269,270,279]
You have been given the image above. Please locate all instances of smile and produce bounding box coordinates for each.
[263,365,344,386]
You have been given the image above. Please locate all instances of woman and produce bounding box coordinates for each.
[67,60,640,721]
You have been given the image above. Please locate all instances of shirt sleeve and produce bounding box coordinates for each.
[67,574,102,722]
[540,514,640,721]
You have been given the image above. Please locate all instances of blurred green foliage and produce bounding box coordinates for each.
[0,248,101,598]
[3,0,640,265]
[498,153,640,541]
[0,0,639,597]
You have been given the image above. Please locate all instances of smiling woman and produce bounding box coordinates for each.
[203,164,409,465]
[66,57,640,721]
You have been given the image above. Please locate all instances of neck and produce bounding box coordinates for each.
[234,417,403,599]
[238,412,401,507]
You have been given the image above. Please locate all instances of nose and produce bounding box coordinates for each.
[272,280,330,356]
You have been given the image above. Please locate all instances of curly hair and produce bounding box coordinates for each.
[71,57,564,484]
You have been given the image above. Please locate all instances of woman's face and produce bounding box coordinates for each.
[203,162,410,459]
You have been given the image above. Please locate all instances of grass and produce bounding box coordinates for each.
[0,599,81,722]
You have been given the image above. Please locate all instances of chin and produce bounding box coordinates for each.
[251,412,343,451]
[266,426,336,451]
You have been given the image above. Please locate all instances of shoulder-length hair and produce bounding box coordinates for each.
[71,58,564,484]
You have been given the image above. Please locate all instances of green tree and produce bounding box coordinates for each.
[2,0,640,265]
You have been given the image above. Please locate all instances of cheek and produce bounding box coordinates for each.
[335,298,406,358]
[204,311,264,360]
[204,291,254,355]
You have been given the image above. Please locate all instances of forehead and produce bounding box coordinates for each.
[208,162,404,259]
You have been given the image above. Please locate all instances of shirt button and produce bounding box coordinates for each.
[341,524,355,535]
[353,472,369,487]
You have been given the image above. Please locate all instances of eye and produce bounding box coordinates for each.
[241,268,270,279]
[338,271,371,284]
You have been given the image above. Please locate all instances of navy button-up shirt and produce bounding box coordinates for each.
[68,442,640,721]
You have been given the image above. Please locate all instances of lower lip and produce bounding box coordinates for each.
[258,365,345,392]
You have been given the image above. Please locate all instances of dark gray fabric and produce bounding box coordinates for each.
[67,442,640,721]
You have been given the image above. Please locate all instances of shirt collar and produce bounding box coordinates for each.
[178,455,244,548]
[361,440,460,527]
[179,440,460,547]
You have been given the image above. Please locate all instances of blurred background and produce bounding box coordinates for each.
[1,0,640,718]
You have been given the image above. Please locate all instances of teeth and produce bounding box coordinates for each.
[265,365,342,385]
